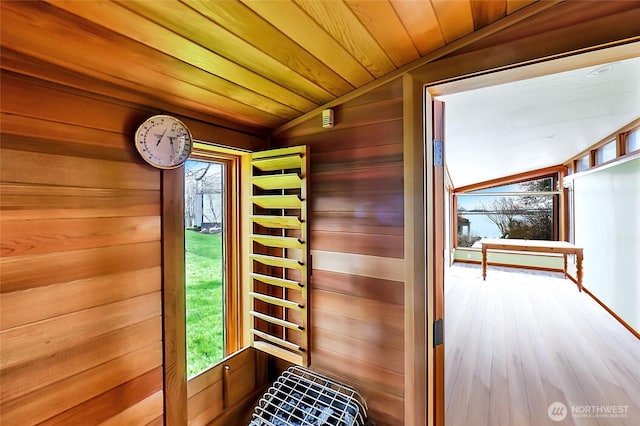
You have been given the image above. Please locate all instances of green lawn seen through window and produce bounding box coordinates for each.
[185,229,224,378]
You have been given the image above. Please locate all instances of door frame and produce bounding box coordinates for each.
[413,40,640,426]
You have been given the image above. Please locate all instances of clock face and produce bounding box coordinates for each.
[135,115,193,169]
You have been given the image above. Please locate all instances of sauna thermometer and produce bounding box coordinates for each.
[134,115,193,169]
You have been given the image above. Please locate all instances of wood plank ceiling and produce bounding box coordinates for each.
[1,0,537,135]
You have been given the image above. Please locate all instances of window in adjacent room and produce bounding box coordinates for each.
[575,154,590,172]
[626,127,639,154]
[595,139,616,165]
[455,173,560,247]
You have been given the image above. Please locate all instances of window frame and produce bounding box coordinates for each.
[187,149,243,364]
[452,166,564,248]
[162,145,244,422]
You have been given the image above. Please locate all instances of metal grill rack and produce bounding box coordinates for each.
[249,366,368,426]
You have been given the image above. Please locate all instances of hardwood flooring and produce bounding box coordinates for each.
[445,263,640,426]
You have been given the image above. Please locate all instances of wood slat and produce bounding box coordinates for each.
[0,292,161,370]
[241,0,374,87]
[0,183,159,221]
[294,0,395,78]
[345,0,420,67]
[313,327,404,374]
[431,0,475,43]
[250,253,303,270]
[311,269,403,305]
[251,272,303,291]
[254,341,304,366]
[251,234,303,249]
[250,215,302,229]
[187,347,255,398]
[0,343,162,425]
[311,230,403,258]
[44,0,316,115]
[99,390,164,426]
[251,154,303,172]
[1,148,159,191]
[251,173,301,190]
[0,241,161,293]
[250,291,303,311]
[0,52,269,142]
[0,72,136,134]
[312,288,404,331]
[39,368,163,425]
[0,3,284,128]
[0,318,161,403]
[251,195,301,209]
[391,0,445,55]
[250,311,303,331]
[251,145,307,159]
[0,216,160,258]
[182,0,352,98]
[311,347,404,396]
[471,0,507,30]
[251,329,302,359]
[311,249,404,282]
[313,308,403,352]
[0,112,131,154]
[188,378,223,425]
[0,267,160,330]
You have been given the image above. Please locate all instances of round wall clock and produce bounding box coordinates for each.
[135,114,193,169]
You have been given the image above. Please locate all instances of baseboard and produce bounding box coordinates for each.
[453,259,564,274]
[582,287,640,340]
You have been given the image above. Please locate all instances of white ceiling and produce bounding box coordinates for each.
[439,55,640,189]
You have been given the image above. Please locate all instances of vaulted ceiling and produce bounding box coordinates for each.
[1,0,541,135]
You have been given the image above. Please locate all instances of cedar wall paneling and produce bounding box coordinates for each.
[0,72,164,425]
[0,71,266,424]
[271,79,405,425]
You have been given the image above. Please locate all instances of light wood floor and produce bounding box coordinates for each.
[445,263,640,426]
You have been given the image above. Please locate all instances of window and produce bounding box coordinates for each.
[626,128,639,154]
[455,174,560,247]
[595,139,616,165]
[181,148,242,380]
[184,160,226,378]
[576,154,590,172]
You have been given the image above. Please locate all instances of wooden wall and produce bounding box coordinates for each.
[271,79,406,425]
[0,69,266,424]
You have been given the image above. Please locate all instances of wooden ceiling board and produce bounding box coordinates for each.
[241,0,375,88]
[46,0,318,114]
[4,0,632,146]
[507,0,537,14]
[4,2,286,128]
[345,0,420,67]
[294,0,396,78]
[391,0,446,56]
[121,0,338,103]
[470,0,507,30]
[184,0,353,98]
[431,0,476,43]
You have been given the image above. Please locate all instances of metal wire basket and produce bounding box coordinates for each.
[249,366,368,426]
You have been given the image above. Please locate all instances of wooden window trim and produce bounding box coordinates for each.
[453,166,564,249]
[453,165,564,194]
[163,145,244,422]
[564,118,640,171]
[189,149,243,357]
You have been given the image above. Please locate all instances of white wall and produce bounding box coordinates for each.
[573,157,640,331]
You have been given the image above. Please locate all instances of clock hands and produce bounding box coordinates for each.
[156,128,168,146]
